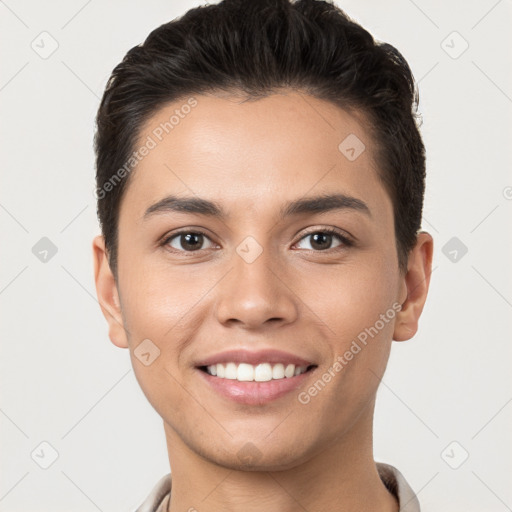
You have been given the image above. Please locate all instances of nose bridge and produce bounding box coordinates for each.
[214,233,297,328]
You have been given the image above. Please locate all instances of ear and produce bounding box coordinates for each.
[92,235,129,349]
[393,231,434,342]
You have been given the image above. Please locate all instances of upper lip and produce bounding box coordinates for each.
[195,349,316,368]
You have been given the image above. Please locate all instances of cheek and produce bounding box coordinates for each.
[306,252,399,385]
[118,261,221,402]
[118,256,207,343]
[120,267,202,416]
[302,249,398,337]
[340,273,397,343]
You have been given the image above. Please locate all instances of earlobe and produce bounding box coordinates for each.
[92,235,129,349]
[393,231,434,342]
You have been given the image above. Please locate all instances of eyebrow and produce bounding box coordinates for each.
[143,193,371,221]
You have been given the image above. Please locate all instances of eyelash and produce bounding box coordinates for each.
[160,227,354,254]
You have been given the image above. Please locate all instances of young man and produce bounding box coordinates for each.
[92,0,433,510]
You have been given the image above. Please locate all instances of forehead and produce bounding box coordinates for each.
[119,91,391,223]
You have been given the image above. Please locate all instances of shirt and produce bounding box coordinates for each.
[134,462,420,512]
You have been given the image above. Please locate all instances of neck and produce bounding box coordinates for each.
[164,400,398,512]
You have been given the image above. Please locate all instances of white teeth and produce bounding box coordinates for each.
[237,363,254,381]
[272,363,285,379]
[284,363,295,378]
[254,363,273,382]
[205,362,310,381]
[224,362,238,379]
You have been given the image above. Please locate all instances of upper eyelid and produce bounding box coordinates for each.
[163,227,352,250]
[297,226,352,240]
[293,228,353,248]
[163,229,216,249]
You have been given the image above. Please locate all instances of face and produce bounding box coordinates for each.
[93,90,432,471]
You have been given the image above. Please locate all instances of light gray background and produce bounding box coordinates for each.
[1,1,511,511]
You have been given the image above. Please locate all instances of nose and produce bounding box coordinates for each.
[214,245,298,330]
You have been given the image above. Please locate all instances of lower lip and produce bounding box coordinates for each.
[196,367,315,405]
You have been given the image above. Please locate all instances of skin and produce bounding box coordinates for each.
[93,90,433,512]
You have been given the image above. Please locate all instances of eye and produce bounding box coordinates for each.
[161,227,353,254]
[294,228,353,251]
[162,230,216,252]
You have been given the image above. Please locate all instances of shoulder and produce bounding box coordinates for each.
[376,462,421,512]
[136,465,421,512]
[134,473,172,512]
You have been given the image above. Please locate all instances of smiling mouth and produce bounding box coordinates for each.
[198,362,318,382]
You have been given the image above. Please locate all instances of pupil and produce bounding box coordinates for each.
[182,233,202,250]
[179,233,333,251]
[311,233,331,250]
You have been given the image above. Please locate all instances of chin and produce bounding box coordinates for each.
[203,437,316,473]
